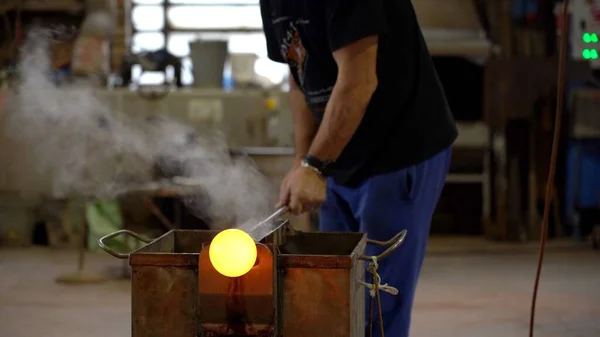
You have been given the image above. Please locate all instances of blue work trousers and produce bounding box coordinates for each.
[320,147,452,337]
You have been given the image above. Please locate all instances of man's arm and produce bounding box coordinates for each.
[307,36,379,162]
[290,75,319,163]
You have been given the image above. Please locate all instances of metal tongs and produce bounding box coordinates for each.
[241,206,289,242]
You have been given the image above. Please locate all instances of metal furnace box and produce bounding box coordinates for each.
[99,227,405,337]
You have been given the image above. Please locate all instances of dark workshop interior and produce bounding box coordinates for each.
[0,0,599,337]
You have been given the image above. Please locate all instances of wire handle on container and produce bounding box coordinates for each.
[359,230,407,337]
[360,230,407,261]
[98,230,153,259]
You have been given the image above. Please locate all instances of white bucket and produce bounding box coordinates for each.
[230,53,258,85]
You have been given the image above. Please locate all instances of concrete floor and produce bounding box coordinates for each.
[0,241,599,337]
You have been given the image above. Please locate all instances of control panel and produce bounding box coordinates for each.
[570,0,600,67]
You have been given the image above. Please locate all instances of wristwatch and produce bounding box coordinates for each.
[301,155,333,177]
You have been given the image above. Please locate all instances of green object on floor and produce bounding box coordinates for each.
[86,199,135,253]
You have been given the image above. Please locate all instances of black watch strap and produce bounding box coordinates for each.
[302,155,333,177]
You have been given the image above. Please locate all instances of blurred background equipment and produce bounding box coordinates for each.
[54,199,108,285]
[189,40,228,88]
[569,0,600,66]
[1,0,600,247]
[121,49,183,88]
[0,1,600,337]
[1,0,599,248]
[565,87,600,247]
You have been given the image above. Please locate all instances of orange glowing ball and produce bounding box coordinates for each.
[209,229,258,278]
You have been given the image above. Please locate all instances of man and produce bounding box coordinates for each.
[261,0,457,336]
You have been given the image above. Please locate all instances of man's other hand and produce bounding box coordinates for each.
[276,166,326,215]
[277,159,302,209]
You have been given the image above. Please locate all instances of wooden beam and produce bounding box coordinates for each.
[20,0,84,13]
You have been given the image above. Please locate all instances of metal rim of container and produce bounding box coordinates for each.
[98,228,408,260]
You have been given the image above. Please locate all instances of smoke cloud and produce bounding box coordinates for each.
[0,29,276,228]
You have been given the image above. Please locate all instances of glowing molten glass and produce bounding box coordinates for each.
[209,229,257,278]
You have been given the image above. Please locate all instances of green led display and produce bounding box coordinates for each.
[582,49,599,60]
[583,33,599,43]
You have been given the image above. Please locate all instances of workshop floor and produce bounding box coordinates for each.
[0,239,599,337]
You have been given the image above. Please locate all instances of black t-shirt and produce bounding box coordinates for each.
[260,0,458,186]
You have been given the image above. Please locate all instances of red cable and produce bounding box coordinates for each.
[528,1,570,336]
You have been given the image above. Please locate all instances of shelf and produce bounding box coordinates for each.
[427,39,493,57]
[20,0,84,12]
[446,173,486,184]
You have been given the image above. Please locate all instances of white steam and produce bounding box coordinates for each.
[0,29,276,228]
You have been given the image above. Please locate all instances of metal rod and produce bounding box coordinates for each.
[261,207,288,225]
[246,207,288,242]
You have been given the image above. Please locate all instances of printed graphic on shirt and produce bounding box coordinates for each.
[274,17,333,116]
[279,20,308,87]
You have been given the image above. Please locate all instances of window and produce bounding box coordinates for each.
[130,0,287,86]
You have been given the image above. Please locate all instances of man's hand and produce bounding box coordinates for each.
[278,158,301,207]
[276,166,326,215]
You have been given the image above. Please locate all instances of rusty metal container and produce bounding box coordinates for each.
[108,230,217,337]
[99,226,405,337]
[277,231,366,337]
